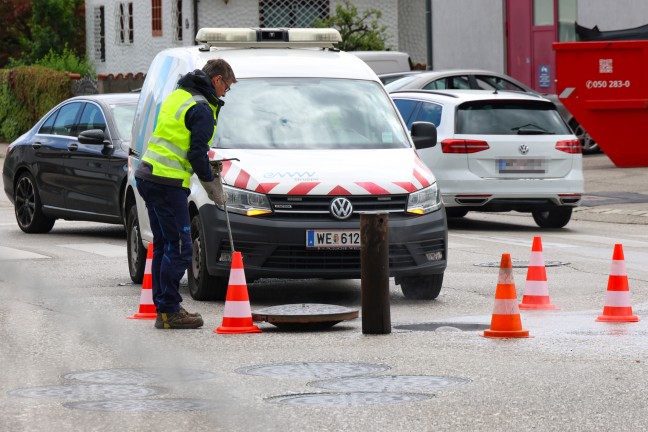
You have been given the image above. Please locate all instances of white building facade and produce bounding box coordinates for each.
[86,0,648,92]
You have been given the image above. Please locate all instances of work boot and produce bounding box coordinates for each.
[155,311,204,329]
[179,307,201,318]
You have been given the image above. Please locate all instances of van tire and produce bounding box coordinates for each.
[399,274,443,300]
[445,207,469,218]
[126,203,146,283]
[188,214,228,301]
[532,207,572,228]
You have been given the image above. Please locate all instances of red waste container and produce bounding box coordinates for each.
[553,40,648,167]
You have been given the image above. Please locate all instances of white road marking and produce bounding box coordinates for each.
[58,243,126,257]
[0,246,50,260]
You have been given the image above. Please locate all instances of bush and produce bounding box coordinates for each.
[0,66,73,142]
[34,46,94,76]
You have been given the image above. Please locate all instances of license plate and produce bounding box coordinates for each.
[306,230,360,249]
[497,158,546,174]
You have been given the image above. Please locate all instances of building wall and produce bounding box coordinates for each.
[398,0,427,65]
[87,0,402,76]
[431,0,506,72]
[578,0,648,29]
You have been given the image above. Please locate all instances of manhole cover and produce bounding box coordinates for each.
[8,384,160,400]
[62,368,217,384]
[63,398,218,412]
[395,322,490,332]
[265,392,432,407]
[475,259,569,268]
[308,375,471,392]
[236,362,390,379]
[252,304,358,330]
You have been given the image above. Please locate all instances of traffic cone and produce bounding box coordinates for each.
[597,244,639,323]
[483,253,531,338]
[519,236,559,310]
[216,251,261,334]
[127,243,157,320]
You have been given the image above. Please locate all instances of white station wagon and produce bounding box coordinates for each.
[391,89,584,228]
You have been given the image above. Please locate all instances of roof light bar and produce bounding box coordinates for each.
[195,27,342,48]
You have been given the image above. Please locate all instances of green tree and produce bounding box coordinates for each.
[0,0,32,67]
[314,0,390,51]
[19,0,86,64]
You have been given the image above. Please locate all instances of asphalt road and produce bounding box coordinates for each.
[2,150,648,431]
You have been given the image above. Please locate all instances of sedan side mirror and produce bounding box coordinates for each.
[78,129,110,146]
[411,121,437,150]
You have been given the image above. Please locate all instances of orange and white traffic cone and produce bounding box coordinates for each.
[597,244,639,323]
[483,253,531,338]
[127,243,157,320]
[215,251,261,334]
[519,236,559,310]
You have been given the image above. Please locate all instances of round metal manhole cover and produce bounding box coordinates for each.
[266,392,432,407]
[62,368,217,384]
[63,398,218,412]
[8,384,160,400]
[395,322,490,332]
[475,259,569,268]
[252,304,358,330]
[308,375,471,392]
[236,362,390,379]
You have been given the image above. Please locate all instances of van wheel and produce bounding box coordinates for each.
[126,203,146,283]
[532,207,572,228]
[14,172,55,233]
[399,274,443,300]
[188,214,227,301]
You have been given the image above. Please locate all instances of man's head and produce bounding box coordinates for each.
[202,59,237,98]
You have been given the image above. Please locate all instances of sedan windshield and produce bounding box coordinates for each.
[213,78,410,149]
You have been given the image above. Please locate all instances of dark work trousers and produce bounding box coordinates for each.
[135,178,193,313]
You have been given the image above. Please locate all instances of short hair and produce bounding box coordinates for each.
[202,59,237,83]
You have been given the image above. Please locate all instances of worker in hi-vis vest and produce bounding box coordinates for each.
[135,59,236,329]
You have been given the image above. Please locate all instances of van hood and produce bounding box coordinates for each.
[208,149,435,195]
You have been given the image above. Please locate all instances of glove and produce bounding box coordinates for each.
[200,178,227,205]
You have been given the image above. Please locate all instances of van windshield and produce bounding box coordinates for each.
[213,78,410,149]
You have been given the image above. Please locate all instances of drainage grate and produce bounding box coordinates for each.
[62,368,217,384]
[475,259,569,268]
[236,362,390,379]
[63,398,218,412]
[308,375,471,392]
[265,392,432,407]
[8,384,160,400]
[395,322,490,332]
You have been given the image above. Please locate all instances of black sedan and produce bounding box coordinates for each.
[2,93,138,233]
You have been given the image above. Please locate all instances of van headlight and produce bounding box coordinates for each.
[222,185,272,216]
[407,183,442,215]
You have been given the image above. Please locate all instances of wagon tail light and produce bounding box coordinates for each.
[555,139,582,154]
[441,139,490,153]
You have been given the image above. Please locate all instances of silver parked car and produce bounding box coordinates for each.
[383,69,599,154]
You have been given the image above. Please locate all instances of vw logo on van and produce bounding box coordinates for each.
[519,144,529,155]
[330,197,353,220]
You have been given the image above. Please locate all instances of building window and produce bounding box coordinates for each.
[152,0,162,37]
[259,0,329,28]
[558,0,577,41]
[94,6,105,62]
[173,0,183,42]
[116,2,134,45]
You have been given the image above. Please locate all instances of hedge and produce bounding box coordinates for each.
[0,66,74,142]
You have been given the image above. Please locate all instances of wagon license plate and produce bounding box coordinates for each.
[497,158,546,174]
[306,230,360,249]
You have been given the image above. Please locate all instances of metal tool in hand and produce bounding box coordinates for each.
[210,158,239,253]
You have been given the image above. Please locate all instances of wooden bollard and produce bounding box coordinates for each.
[360,212,391,334]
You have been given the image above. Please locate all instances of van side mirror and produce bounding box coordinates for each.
[411,121,437,149]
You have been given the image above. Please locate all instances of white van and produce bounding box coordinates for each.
[349,51,413,74]
[124,28,446,300]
